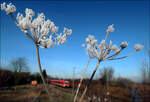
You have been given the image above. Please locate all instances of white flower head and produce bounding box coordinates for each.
[67,29,72,35]
[1,2,72,49]
[88,35,95,41]
[51,26,59,34]
[32,19,39,28]
[99,40,105,49]
[31,13,45,29]
[40,20,51,35]
[18,17,31,30]
[3,3,16,14]
[120,41,128,49]
[16,12,24,22]
[112,44,120,52]
[106,24,114,34]
[1,2,6,10]
[38,13,45,20]
[134,44,143,51]
[25,8,34,19]
[91,39,97,46]
[63,27,72,36]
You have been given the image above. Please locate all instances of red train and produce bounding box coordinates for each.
[49,80,71,87]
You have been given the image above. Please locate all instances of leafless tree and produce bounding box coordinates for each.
[10,57,29,72]
[141,48,150,84]
[99,67,114,84]
[99,67,114,96]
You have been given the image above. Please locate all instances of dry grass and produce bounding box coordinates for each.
[0,82,150,102]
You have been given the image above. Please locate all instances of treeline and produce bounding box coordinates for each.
[0,68,45,87]
[0,57,50,87]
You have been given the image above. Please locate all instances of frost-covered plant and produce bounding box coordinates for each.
[1,2,72,101]
[73,45,92,102]
[74,35,99,102]
[78,24,143,102]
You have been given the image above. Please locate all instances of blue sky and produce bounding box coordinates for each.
[0,0,149,80]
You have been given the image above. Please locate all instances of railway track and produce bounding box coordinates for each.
[49,84,72,93]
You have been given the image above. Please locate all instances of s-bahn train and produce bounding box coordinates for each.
[49,80,71,87]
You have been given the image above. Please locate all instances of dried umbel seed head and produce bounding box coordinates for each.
[1,2,72,49]
[1,2,6,10]
[1,2,16,14]
[88,35,95,41]
[111,44,120,52]
[134,44,144,51]
[106,24,114,34]
[120,41,128,49]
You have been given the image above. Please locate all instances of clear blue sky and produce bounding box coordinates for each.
[1,0,149,80]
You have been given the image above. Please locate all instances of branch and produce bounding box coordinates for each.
[9,14,36,45]
[73,58,91,102]
[106,50,136,60]
[100,33,109,57]
[10,14,18,25]
[79,60,101,102]
[105,49,123,60]
[24,32,36,44]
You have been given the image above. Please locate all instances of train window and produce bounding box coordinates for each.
[65,81,68,84]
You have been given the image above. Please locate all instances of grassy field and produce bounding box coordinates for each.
[0,81,150,102]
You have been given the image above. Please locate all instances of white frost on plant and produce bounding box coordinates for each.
[25,8,34,19]
[106,24,114,33]
[107,40,112,49]
[120,41,128,49]
[88,35,95,41]
[111,45,120,52]
[1,2,72,49]
[1,2,6,10]
[83,25,143,61]
[63,27,72,36]
[32,13,45,28]
[83,35,114,60]
[17,15,32,30]
[91,39,97,46]
[134,44,143,51]
[1,2,16,14]
[99,40,105,49]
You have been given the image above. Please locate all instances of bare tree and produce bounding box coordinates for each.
[141,46,150,84]
[148,49,150,83]
[99,67,114,85]
[141,60,147,84]
[10,57,29,72]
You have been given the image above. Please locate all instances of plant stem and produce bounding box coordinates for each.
[36,45,53,102]
[79,61,101,102]
[73,58,91,102]
[106,50,136,60]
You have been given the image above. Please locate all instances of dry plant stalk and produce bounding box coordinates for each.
[78,24,143,102]
[1,2,72,102]
[73,58,91,102]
